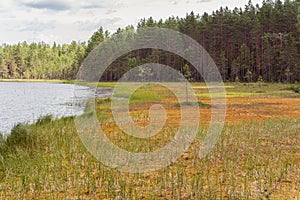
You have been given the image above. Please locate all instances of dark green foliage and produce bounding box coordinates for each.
[85,27,105,57]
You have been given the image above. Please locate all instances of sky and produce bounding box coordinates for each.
[0,0,262,44]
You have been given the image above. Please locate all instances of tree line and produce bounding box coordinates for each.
[0,41,86,79]
[1,0,300,82]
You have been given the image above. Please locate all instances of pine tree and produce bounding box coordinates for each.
[85,27,105,57]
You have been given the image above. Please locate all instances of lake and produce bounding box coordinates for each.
[0,82,94,134]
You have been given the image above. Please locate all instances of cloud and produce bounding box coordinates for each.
[22,0,71,11]
[0,1,10,8]
[0,1,17,12]
[0,9,16,19]
[20,0,117,11]
[80,4,105,9]
[77,0,114,10]
[14,20,56,32]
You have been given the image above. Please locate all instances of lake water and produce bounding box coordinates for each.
[0,82,94,134]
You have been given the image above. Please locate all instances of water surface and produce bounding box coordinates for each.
[0,82,93,134]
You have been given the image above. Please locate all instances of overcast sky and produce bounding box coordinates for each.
[0,0,262,44]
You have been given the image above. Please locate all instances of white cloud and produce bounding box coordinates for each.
[19,0,116,11]
[21,0,71,11]
[14,20,56,32]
